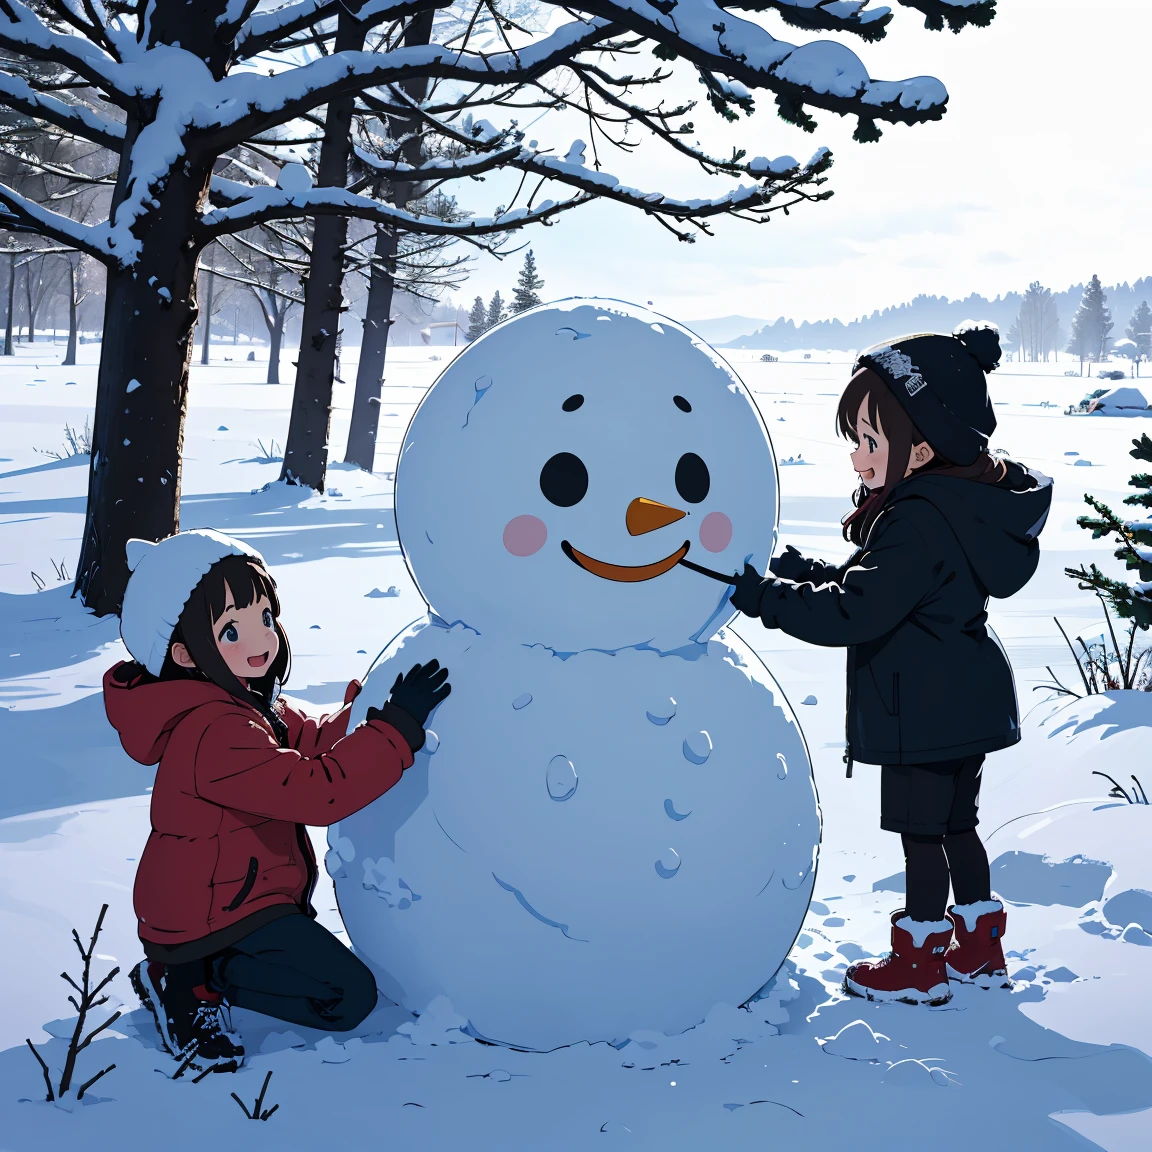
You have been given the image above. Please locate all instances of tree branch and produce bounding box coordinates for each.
[234,0,439,60]
[0,0,126,98]
[211,15,614,148]
[569,0,951,137]
[0,71,125,149]
[0,179,108,260]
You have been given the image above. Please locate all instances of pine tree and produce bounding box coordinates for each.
[1017,281,1059,362]
[1126,301,1152,363]
[512,250,545,313]
[486,290,506,330]
[1067,274,1114,365]
[1066,434,1152,688]
[466,295,488,342]
[1004,319,1022,362]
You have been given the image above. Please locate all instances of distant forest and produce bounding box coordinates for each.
[721,278,1152,356]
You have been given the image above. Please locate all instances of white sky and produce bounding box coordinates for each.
[454,0,1152,326]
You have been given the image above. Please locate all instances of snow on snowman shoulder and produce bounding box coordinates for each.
[332,300,820,1051]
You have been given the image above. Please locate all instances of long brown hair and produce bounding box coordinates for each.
[159,553,291,709]
[837,367,945,546]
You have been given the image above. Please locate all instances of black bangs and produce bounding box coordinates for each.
[158,554,291,706]
[203,554,282,622]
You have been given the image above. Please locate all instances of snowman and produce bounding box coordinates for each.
[329,300,820,1050]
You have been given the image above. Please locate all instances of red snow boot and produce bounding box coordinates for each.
[844,911,953,1005]
[946,898,1010,988]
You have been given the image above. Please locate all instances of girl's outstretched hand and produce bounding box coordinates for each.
[729,563,768,617]
[769,544,808,581]
[384,660,452,727]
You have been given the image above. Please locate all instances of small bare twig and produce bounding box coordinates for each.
[231,1070,280,1120]
[1033,665,1079,699]
[1093,770,1133,803]
[75,1062,116,1100]
[24,1038,54,1102]
[25,903,119,1101]
[1054,617,1091,695]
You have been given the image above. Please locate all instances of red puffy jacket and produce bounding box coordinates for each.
[104,663,413,954]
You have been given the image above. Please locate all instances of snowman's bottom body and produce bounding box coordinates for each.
[330,618,820,1051]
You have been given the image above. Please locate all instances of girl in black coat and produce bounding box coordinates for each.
[730,324,1052,1006]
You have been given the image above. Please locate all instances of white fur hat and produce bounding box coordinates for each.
[120,529,266,675]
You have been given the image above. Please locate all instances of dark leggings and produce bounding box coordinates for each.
[169,913,378,1032]
[902,829,992,923]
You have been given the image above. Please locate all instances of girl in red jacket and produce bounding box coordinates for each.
[105,529,450,1072]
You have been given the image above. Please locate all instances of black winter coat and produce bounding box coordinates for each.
[748,461,1052,768]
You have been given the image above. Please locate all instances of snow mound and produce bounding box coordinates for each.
[820,1019,893,1061]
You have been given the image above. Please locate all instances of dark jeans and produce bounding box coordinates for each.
[172,912,378,1032]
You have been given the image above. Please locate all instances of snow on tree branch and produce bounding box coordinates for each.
[0,178,107,258]
[0,70,124,149]
[0,1,126,93]
[352,135,828,201]
[212,17,614,147]
[200,141,830,241]
[728,1,893,43]
[897,0,996,34]
[234,0,437,59]
[202,180,583,240]
[575,0,950,138]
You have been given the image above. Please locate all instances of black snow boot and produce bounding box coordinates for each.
[130,960,244,1071]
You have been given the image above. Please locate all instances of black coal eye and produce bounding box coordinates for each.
[540,452,589,507]
[673,395,691,413]
[562,394,584,412]
[675,452,710,504]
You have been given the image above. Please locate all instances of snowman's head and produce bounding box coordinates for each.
[395,300,778,652]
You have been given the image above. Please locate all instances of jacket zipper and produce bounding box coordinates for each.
[223,856,259,912]
[296,823,319,918]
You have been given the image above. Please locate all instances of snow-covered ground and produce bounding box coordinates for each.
[2,338,1151,1150]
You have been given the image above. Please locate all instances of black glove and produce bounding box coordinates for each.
[366,660,451,754]
[769,544,808,582]
[729,562,769,618]
[386,660,451,726]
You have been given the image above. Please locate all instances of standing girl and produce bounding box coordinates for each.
[730,324,1051,1005]
[104,529,450,1068]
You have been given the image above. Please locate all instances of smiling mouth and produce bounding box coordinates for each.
[560,540,691,583]
[247,652,269,668]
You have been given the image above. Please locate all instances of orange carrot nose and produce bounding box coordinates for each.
[626,497,687,536]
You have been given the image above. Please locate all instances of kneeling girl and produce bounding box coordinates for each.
[105,529,450,1067]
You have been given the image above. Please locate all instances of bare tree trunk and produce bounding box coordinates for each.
[200,268,214,365]
[343,8,435,473]
[280,11,365,491]
[3,253,13,356]
[74,156,211,614]
[344,226,398,471]
[24,257,34,342]
[63,260,78,366]
[267,301,286,385]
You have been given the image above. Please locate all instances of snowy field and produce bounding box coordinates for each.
[2,337,1151,1150]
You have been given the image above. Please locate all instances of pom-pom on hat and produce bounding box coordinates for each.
[120,529,266,676]
[854,321,1002,466]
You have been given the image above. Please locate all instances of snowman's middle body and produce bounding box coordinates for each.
[332,616,818,1051]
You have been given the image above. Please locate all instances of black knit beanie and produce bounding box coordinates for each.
[853,322,1002,466]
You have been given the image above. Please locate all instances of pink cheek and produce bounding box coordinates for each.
[699,511,733,553]
[503,515,548,556]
